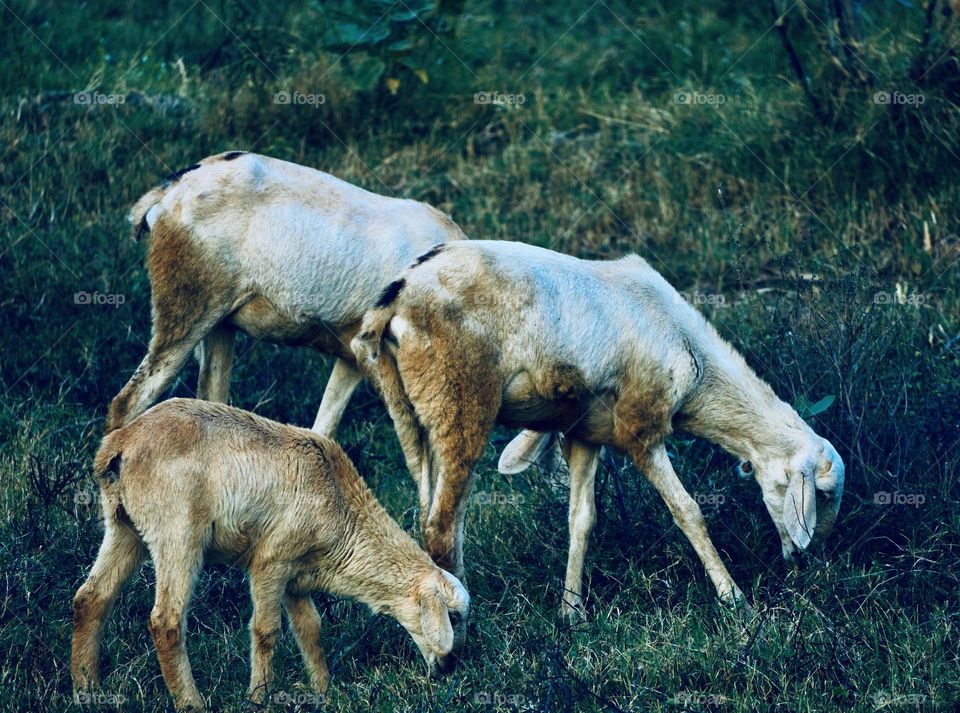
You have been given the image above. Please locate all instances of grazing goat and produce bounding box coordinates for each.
[353,240,845,649]
[104,151,468,437]
[72,399,469,711]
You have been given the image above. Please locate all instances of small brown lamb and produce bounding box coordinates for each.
[71,399,468,711]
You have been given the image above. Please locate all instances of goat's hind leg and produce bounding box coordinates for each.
[196,323,236,403]
[311,358,362,438]
[106,227,236,434]
[71,519,146,694]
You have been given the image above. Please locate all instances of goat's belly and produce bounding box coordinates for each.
[499,395,616,443]
[229,295,359,359]
[499,368,616,442]
[206,526,257,567]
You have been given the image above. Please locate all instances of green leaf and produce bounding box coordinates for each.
[387,38,417,52]
[329,21,390,49]
[350,56,386,91]
[796,394,836,418]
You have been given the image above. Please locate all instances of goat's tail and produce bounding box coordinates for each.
[127,184,171,242]
[351,305,428,478]
[93,429,127,486]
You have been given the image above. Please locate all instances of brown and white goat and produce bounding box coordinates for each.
[72,399,469,711]
[104,151,468,437]
[353,240,845,654]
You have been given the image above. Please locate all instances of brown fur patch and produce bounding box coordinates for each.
[253,627,278,656]
[394,313,502,571]
[613,380,673,459]
[146,220,234,346]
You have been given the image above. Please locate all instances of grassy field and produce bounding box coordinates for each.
[2,1,959,711]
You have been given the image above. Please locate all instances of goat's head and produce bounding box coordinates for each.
[738,436,845,559]
[393,569,469,674]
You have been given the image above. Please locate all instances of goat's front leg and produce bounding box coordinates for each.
[312,358,363,438]
[560,440,601,622]
[282,593,329,696]
[633,445,746,607]
[247,568,287,704]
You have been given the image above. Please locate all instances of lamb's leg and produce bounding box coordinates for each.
[560,440,601,622]
[71,521,146,693]
[311,358,362,438]
[196,323,235,403]
[633,444,746,607]
[148,546,205,711]
[247,568,287,704]
[283,593,329,695]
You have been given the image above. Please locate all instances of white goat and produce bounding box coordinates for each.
[353,240,845,641]
[104,151,467,437]
[72,399,469,711]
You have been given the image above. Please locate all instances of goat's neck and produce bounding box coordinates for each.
[680,346,813,464]
[320,499,432,611]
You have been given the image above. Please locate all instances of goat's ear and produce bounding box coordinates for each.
[498,430,553,474]
[783,467,817,550]
[420,588,454,653]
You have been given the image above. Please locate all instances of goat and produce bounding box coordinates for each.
[104,151,468,437]
[72,398,469,711]
[352,239,845,658]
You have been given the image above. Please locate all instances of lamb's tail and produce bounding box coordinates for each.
[93,429,127,485]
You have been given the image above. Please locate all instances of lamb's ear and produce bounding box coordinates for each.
[784,467,817,550]
[420,588,454,653]
[498,430,553,474]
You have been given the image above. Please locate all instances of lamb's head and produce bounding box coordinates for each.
[392,568,469,674]
[738,435,845,559]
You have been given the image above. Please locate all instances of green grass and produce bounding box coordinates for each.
[2,0,959,710]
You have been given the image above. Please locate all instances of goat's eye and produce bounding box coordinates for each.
[448,611,462,626]
[736,460,753,477]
